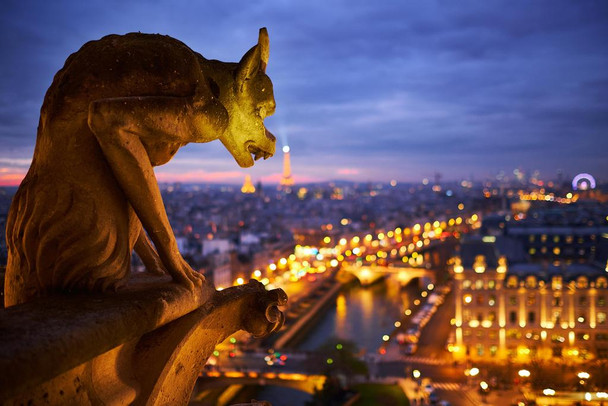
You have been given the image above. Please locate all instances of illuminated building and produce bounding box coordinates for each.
[451,238,608,363]
[279,145,294,190]
[508,225,606,262]
[482,204,608,263]
[241,174,255,194]
[504,203,608,263]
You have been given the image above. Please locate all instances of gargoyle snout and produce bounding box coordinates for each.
[265,128,276,142]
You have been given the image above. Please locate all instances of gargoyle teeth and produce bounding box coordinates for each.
[248,143,271,161]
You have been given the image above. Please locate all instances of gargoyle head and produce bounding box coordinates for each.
[219,28,276,168]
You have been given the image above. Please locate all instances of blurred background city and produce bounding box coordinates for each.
[1,167,607,405]
[1,1,607,405]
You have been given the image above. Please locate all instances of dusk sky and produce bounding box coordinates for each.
[1,0,607,186]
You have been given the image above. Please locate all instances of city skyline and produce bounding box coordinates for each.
[1,0,607,186]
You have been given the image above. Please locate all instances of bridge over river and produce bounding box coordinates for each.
[342,263,436,287]
[195,347,461,397]
[197,370,325,394]
[340,237,456,286]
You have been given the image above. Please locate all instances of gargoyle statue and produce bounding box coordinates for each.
[5,28,276,306]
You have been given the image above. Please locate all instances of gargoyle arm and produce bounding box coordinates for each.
[87,96,226,290]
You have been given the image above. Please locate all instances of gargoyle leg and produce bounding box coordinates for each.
[87,96,225,290]
[135,228,166,276]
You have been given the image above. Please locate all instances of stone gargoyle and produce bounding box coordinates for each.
[1,29,288,405]
[5,29,277,306]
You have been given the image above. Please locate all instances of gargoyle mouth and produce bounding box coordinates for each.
[247,142,273,161]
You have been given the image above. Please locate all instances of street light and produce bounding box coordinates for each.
[465,367,480,388]
[578,371,590,380]
[543,388,556,396]
[413,369,421,379]
[518,369,531,378]
[479,380,489,402]
[578,371,590,388]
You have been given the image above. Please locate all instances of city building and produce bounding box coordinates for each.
[450,238,608,363]
[501,202,608,263]
[508,224,607,263]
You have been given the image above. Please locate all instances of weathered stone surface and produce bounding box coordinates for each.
[4,29,276,306]
[0,277,286,404]
[0,29,286,406]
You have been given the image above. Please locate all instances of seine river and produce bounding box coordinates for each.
[253,276,420,405]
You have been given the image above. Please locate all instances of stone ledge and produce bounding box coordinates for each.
[0,276,286,405]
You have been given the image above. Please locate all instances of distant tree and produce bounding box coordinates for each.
[303,337,368,405]
[594,359,608,389]
[315,337,368,381]
[305,376,344,406]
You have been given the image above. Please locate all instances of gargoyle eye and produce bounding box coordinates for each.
[206,77,220,98]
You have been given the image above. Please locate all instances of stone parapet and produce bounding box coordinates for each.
[0,275,286,405]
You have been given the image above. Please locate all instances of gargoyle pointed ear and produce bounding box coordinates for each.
[258,27,269,72]
[235,28,269,91]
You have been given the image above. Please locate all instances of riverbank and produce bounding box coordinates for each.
[268,271,356,349]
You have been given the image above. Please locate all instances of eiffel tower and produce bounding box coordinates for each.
[279,145,294,190]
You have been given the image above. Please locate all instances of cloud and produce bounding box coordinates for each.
[0,0,607,183]
[0,158,31,167]
[155,169,243,183]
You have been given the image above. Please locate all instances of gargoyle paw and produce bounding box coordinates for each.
[245,281,287,338]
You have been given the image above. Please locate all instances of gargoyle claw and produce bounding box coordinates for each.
[265,289,287,331]
[243,280,288,338]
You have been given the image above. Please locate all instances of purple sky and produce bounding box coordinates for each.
[1,0,607,185]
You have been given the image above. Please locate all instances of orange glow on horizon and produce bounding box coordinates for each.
[337,168,360,175]
[259,173,319,184]
[2,165,334,187]
[0,167,27,186]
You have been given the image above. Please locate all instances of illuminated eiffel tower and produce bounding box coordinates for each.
[279,145,294,190]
